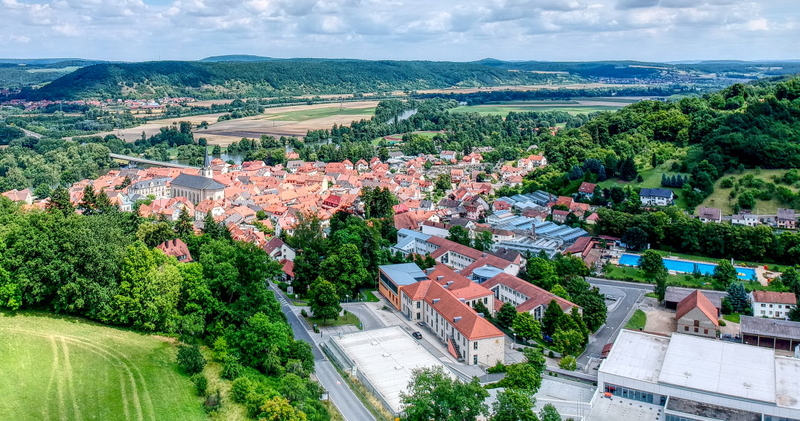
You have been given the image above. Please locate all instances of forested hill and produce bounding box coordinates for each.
[19,60,579,100]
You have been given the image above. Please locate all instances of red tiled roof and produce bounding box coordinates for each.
[481,273,578,313]
[427,264,493,301]
[156,238,193,262]
[578,182,597,194]
[426,236,515,272]
[404,280,502,340]
[676,290,719,327]
[752,290,797,305]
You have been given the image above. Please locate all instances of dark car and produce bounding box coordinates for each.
[418,322,426,327]
[412,331,423,339]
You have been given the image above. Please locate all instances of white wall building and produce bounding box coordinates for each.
[751,291,797,319]
[597,330,800,421]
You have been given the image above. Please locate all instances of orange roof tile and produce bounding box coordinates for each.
[676,290,719,326]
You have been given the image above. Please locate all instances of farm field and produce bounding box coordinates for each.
[88,101,380,146]
[697,169,799,216]
[0,312,204,421]
[449,98,638,116]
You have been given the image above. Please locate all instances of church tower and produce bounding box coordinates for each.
[202,146,213,178]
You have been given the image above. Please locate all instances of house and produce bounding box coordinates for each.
[664,287,726,314]
[732,213,759,227]
[639,188,675,206]
[378,263,430,310]
[156,238,193,262]
[577,182,597,199]
[263,237,296,261]
[2,188,33,205]
[400,279,504,366]
[552,209,569,224]
[777,208,797,230]
[697,206,722,223]
[128,178,170,199]
[440,151,457,161]
[676,290,719,338]
[750,291,796,319]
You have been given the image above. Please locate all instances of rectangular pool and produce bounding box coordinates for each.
[619,254,757,281]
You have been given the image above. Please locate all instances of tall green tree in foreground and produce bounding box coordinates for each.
[401,366,489,421]
[491,389,539,421]
[308,277,341,325]
[714,259,737,287]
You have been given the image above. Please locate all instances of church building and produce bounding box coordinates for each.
[170,150,226,204]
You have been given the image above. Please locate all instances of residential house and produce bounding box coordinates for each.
[676,290,719,338]
[732,213,759,227]
[577,182,597,199]
[697,206,722,223]
[440,151,457,161]
[639,188,675,206]
[777,208,797,230]
[128,178,170,199]
[263,237,296,262]
[750,291,796,319]
[1,188,33,205]
[156,238,193,262]
[552,209,569,224]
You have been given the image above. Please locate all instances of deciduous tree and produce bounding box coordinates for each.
[491,389,539,421]
[308,277,341,325]
[401,366,489,421]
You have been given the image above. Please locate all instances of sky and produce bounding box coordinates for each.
[0,0,798,62]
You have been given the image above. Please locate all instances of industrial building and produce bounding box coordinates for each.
[597,329,800,421]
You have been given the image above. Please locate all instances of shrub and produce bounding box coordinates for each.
[191,373,208,396]
[548,350,555,358]
[559,355,577,371]
[177,345,206,375]
[719,320,727,327]
[231,377,259,404]
[222,358,244,380]
[487,361,507,374]
[300,309,308,317]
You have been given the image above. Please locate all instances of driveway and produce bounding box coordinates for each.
[580,278,653,367]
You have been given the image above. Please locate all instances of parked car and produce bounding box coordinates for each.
[412,331,423,339]
[418,322,426,327]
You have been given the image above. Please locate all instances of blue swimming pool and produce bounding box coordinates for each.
[619,254,757,280]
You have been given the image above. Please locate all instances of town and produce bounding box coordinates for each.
[2,130,798,420]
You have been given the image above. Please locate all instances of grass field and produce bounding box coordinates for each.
[305,312,362,328]
[265,106,375,122]
[625,309,647,330]
[698,169,798,216]
[0,312,205,421]
[597,161,689,209]
[449,104,623,116]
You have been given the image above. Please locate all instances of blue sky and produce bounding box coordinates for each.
[0,0,798,62]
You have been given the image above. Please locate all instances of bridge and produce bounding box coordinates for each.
[109,153,198,169]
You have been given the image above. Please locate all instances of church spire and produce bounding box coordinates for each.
[202,146,213,178]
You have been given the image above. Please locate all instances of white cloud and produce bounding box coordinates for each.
[0,0,794,61]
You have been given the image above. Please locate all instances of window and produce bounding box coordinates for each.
[473,342,478,350]
[684,326,689,331]
[693,320,700,327]
[762,310,766,315]
[416,302,420,309]
[694,327,699,333]
[473,355,478,365]
[416,313,420,320]
[762,303,766,307]
[704,329,708,334]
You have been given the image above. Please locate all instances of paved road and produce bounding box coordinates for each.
[270,285,375,421]
[342,302,386,331]
[19,127,42,139]
[579,278,653,366]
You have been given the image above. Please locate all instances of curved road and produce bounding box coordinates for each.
[579,278,654,367]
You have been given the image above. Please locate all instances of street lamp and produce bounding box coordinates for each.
[513,333,517,349]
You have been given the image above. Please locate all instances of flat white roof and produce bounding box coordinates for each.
[775,356,800,409]
[330,326,451,414]
[600,329,669,383]
[658,334,775,403]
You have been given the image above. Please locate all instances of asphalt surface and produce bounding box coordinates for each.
[270,285,376,421]
[579,278,653,366]
[341,302,386,331]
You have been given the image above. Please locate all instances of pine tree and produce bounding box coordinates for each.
[46,186,74,216]
[175,207,194,238]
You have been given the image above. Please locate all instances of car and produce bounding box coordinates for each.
[418,322,426,327]
[605,294,618,301]
[412,331,423,339]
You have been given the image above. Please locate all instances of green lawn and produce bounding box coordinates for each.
[723,313,741,324]
[359,290,380,302]
[265,106,375,121]
[697,169,798,216]
[625,309,647,330]
[0,312,205,421]
[305,311,362,328]
[596,162,691,209]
